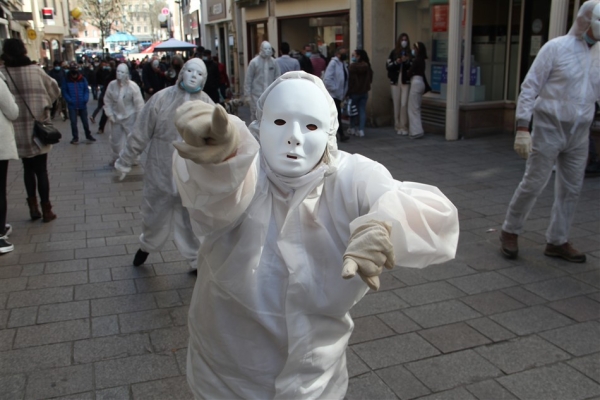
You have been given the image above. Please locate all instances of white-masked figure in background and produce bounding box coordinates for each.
[244,40,281,121]
[500,0,600,263]
[115,58,214,268]
[104,63,144,165]
[172,71,459,399]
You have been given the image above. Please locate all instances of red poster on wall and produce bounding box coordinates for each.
[432,5,448,32]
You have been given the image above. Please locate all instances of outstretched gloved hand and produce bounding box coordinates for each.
[342,220,395,291]
[114,158,131,181]
[514,130,532,159]
[173,101,239,164]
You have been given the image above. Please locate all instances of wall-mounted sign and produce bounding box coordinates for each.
[12,12,33,21]
[42,8,54,20]
[27,28,37,40]
[207,0,226,21]
[161,7,170,15]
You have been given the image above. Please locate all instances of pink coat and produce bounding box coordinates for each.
[310,55,327,78]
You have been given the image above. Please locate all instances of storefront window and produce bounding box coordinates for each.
[279,13,348,61]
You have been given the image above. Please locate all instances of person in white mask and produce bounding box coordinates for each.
[115,58,213,269]
[244,40,281,121]
[500,0,600,263]
[103,63,144,165]
[172,71,459,399]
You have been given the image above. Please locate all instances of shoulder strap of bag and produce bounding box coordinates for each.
[4,67,37,121]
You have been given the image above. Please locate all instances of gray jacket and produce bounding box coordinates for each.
[323,57,348,100]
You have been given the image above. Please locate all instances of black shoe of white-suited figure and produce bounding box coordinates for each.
[133,249,149,266]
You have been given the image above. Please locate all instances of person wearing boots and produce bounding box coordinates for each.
[500,0,600,263]
[0,38,60,223]
[63,62,96,144]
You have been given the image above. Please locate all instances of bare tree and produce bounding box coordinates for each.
[78,0,123,51]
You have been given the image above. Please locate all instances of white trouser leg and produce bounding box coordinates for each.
[138,196,174,253]
[172,201,200,268]
[408,77,425,137]
[399,83,410,132]
[108,122,127,162]
[546,132,588,245]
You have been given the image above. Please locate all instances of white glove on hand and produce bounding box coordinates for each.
[342,220,395,291]
[514,130,532,159]
[114,158,131,181]
[173,101,239,164]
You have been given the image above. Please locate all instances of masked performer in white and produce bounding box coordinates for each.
[115,58,213,268]
[244,40,281,121]
[173,71,459,399]
[104,63,144,165]
[500,0,600,263]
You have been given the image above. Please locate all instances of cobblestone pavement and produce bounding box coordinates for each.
[0,101,598,400]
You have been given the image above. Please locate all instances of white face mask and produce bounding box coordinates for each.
[116,64,129,81]
[401,40,408,48]
[261,42,273,58]
[592,3,600,40]
[181,63,206,91]
[260,79,330,178]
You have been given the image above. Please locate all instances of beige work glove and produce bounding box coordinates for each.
[514,130,532,160]
[342,220,395,291]
[173,101,239,164]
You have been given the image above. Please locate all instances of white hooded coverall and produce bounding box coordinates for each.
[503,0,600,245]
[118,59,214,265]
[244,41,281,121]
[174,72,459,399]
[103,71,144,162]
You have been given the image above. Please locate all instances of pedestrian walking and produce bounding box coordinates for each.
[114,58,212,270]
[0,70,19,254]
[347,49,373,138]
[324,46,350,142]
[276,42,301,74]
[47,60,68,121]
[387,33,412,136]
[201,49,221,105]
[499,0,600,263]
[172,71,459,399]
[0,38,60,223]
[244,41,281,121]
[309,44,327,78]
[103,63,144,165]
[407,41,429,139]
[62,62,95,144]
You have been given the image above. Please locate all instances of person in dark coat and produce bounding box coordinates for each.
[298,44,314,75]
[201,49,221,104]
[142,56,166,99]
[48,60,67,120]
[62,62,95,144]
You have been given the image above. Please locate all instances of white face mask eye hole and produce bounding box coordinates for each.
[275,119,286,126]
[306,124,318,131]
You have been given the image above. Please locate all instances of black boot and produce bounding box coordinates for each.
[27,197,42,220]
[133,249,149,266]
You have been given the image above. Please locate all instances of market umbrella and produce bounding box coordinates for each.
[153,38,197,51]
[141,41,163,54]
[105,31,138,42]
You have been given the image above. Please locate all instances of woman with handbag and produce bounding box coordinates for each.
[407,42,429,140]
[0,39,60,222]
[0,70,19,253]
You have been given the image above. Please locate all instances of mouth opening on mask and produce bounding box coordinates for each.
[287,155,298,159]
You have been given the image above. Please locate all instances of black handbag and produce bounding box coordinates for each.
[5,67,62,145]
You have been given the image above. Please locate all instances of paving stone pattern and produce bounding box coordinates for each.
[0,104,599,399]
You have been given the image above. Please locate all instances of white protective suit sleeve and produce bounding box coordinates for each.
[515,41,555,129]
[173,119,260,233]
[118,90,160,167]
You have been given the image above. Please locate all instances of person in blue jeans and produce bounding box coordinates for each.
[347,49,373,137]
[62,62,96,144]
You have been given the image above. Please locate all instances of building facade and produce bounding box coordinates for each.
[233,0,584,139]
